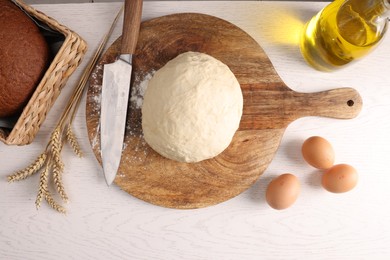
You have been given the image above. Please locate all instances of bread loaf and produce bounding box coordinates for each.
[0,0,50,118]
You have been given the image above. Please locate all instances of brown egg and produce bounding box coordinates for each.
[301,136,335,169]
[322,164,358,193]
[266,173,300,210]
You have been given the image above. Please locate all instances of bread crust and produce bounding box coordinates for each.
[0,0,50,118]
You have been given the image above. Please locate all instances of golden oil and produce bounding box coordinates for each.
[300,0,390,71]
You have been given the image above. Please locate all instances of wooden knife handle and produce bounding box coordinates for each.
[121,0,143,55]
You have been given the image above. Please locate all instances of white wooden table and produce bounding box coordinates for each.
[1,2,390,259]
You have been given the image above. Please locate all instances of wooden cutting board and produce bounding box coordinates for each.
[86,13,362,209]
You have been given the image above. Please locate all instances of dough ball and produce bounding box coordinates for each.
[142,51,243,163]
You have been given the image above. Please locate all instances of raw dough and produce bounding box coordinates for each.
[142,52,243,163]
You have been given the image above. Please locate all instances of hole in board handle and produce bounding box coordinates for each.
[347,100,354,107]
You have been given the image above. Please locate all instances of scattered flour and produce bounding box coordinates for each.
[91,64,103,81]
[130,70,155,109]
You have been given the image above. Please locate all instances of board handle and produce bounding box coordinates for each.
[291,87,362,119]
[240,87,362,130]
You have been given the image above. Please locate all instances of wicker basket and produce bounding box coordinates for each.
[0,0,87,145]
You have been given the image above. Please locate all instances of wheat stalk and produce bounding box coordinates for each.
[7,153,47,182]
[6,7,123,213]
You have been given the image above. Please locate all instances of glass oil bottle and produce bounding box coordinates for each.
[300,0,390,71]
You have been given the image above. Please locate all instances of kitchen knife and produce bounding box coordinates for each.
[100,0,143,185]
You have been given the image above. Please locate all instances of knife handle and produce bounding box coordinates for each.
[121,0,143,55]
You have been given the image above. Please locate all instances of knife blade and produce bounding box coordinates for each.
[100,0,143,185]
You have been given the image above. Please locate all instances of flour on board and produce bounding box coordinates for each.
[130,70,155,109]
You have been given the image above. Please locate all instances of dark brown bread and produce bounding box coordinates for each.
[0,0,50,118]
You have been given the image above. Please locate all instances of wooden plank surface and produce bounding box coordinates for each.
[1,2,390,259]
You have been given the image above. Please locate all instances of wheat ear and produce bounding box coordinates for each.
[35,161,50,209]
[7,153,47,182]
[53,163,68,202]
[45,191,66,214]
[49,126,69,202]
[66,125,83,157]
[51,127,64,171]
